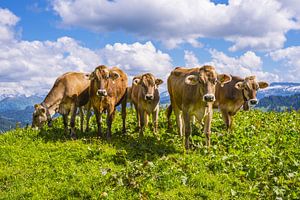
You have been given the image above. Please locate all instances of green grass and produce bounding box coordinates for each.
[0,108,300,199]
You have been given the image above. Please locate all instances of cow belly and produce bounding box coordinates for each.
[59,103,71,115]
[190,107,207,122]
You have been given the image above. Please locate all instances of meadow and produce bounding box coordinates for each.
[0,108,300,199]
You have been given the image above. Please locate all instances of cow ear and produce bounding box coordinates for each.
[185,75,199,85]
[155,78,163,86]
[217,74,232,87]
[133,78,141,85]
[235,81,244,90]
[89,72,95,80]
[258,81,269,89]
[110,71,120,80]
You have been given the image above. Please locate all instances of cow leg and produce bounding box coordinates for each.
[152,107,159,136]
[79,107,84,133]
[133,103,140,130]
[203,106,213,147]
[95,110,102,138]
[121,97,127,134]
[62,114,69,134]
[221,109,231,130]
[69,103,77,139]
[106,107,116,140]
[174,109,183,137]
[182,110,191,150]
[139,109,145,137]
[85,102,91,132]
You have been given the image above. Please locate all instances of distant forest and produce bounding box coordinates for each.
[257,93,300,111]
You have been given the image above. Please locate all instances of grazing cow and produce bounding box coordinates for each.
[167,65,231,149]
[89,65,128,139]
[129,73,163,136]
[32,72,91,138]
[213,75,269,129]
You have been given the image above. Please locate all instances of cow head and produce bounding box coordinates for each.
[90,65,120,97]
[234,76,269,108]
[185,65,231,102]
[133,73,163,101]
[32,104,52,129]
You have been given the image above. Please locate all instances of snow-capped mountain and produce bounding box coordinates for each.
[257,82,300,99]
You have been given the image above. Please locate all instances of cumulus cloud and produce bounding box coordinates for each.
[269,46,300,81]
[0,9,173,96]
[0,37,101,95]
[99,41,173,79]
[0,8,19,43]
[184,50,200,68]
[206,49,279,82]
[51,0,300,51]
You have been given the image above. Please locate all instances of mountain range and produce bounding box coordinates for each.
[1,82,300,132]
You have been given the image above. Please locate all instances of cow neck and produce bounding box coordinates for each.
[41,102,53,126]
[42,87,62,116]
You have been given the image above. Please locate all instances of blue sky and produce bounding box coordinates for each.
[1,0,300,95]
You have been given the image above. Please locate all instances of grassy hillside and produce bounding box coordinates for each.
[0,109,300,199]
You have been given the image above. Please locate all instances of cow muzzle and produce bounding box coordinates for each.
[145,94,154,101]
[97,89,107,97]
[203,94,215,102]
[248,98,258,106]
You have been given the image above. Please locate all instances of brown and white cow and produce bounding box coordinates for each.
[89,65,128,139]
[167,65,231,149]
[32,72,91,138]
[213,75,269,129]
[129,73,163,136]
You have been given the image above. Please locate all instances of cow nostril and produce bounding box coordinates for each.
[97,90,107,97]
[250,99,258,105]
[145,95,154,100]
[204,95,215,102]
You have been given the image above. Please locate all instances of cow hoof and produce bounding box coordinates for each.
[70,134,77,140]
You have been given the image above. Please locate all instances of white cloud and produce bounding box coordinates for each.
[184,50,200,68]
[51,0,300,51]
[0,8,19,43]
[269,46,300,81]
[99,41,173,79]
[206,49,279,82]
[0,37,101,95]
[0,9,173,95]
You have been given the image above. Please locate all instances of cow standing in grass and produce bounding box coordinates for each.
[32,72,91,138]
[213,75,269,130]
[89,65,128,139]
[167,65,231,149]
[129,73,163,136]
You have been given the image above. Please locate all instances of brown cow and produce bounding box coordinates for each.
[213,75,269,129]
[129,73,163,136]
[89,65,128,139]
[32,72,91,138]
[167,65,231,149]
